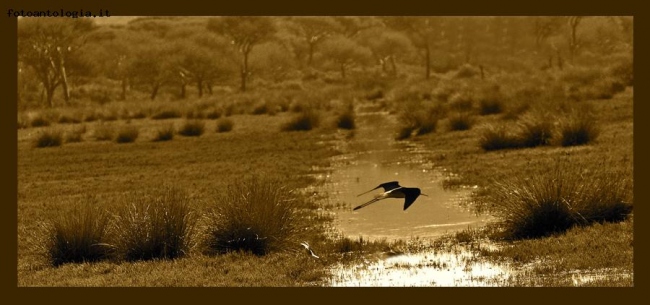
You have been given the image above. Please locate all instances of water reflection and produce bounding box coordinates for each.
[330,248,510,287]
[323,111,491,241]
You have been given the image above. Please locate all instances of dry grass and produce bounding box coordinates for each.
[46,201,112,266]
[205,176,307,256]
[111,188,197,261]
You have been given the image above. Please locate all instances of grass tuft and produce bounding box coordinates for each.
[486,159,632,239]
[111,188,196,261]
[46,201,112,266]
[336,111,356,130]
[479,124,521,151]
[448,112,474,131]
[34,129,63,148]
[115,125,139,143]
[558,112,600,146]
[153,124,175,142]
[517,114,554,148]
[178,120,205,137]
[216,118,234,133]
[205,176,306,256]
[281,111,320,132]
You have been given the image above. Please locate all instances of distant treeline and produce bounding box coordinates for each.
[17,16,633,108]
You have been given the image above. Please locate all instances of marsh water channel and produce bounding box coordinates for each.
[312,104,511,286]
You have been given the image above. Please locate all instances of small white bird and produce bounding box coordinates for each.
[354,181,428,211]
[300,242,319,259]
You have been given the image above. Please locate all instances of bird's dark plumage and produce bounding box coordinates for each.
[353,181,427,211]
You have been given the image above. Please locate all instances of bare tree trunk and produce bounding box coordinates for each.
[56,49,70,105]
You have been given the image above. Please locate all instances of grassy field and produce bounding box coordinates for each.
[17,67,634,287]
[417,86,634,286]
[18,112,343,286]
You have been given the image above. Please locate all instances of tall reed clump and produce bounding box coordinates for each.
[486,159,632,239]
[46,201,112,266]
[111,188,196,261]
[205,176,305,256]
[34,129,63,148]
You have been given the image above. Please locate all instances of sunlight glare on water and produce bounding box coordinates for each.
[324,111,491,241]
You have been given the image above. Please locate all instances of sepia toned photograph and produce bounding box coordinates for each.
[16,15,633,287]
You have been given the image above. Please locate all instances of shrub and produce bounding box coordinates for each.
[487,159,632,239]
[448,112,474,131]
[178,120,205,137]
[34,129,63,148]
[558,112,599,146]
[479,124,521,151]
[46,202,112,266]
[415,120,437,136]
[216,118,234,133]
[205,176,306,256]
[281,111,319,131]
[153,124,175,142]
[112,188,196,261]
[115,125,139,143]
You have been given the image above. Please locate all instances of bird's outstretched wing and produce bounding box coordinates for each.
[353,197,383,211]
[357,181,401,197]
[402,188,424,210]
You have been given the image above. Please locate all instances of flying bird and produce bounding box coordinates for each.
[353,181,427,211]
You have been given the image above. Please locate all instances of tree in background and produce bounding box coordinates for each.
[567,16,585,62]
[358,27,413,77]
[207,17,277,92]
[320,35,372,79]
[18,18,95,107]
[285,17,340,67]
[384,17,447,79]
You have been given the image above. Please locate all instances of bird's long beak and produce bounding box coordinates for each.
[421,193,429,197]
